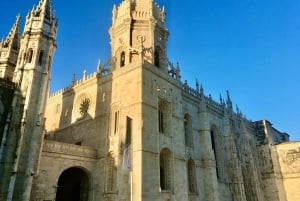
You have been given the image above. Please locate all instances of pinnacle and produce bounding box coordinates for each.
[3,15,20,45]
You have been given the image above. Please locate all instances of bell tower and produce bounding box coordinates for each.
[109,0,169,70]
[10,0,57,200]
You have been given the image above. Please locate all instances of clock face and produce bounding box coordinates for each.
[79,98,90,116]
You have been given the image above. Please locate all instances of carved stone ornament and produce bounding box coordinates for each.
[79,98,90,116]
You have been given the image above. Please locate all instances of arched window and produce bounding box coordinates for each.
[187,159,197,193]
[160,148,172,191]
[55,167,90,201]
[120,51,125,67]
[211,130,219,179]
[26,48,33,63]
[158,100,171,135]
[184,114,193,147]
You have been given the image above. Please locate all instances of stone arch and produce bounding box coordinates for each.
[159,148,172,191]
[55,166,91,201]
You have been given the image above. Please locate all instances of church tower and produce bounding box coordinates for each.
[8,0,57,200]
[108,1,185,200]
[109,0,169,70]
[0,16,20,81]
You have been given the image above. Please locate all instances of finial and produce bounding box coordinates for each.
[83,69,87,80]
[97,59,102,72]
[72,73,76,86]
[196,79,199,92]
[161,6,166,22]
[226,90,230,100]
[236,104,239,113]
[220,94,223,104]
[176,62,181,80]
[226,90,233,110]
[200,84,204,94]
[16,14,21,22]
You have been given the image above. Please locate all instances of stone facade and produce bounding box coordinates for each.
[0,0,299,201]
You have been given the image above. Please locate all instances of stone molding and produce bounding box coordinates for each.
[43,140,97,158]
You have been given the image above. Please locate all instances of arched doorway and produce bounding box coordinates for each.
[55,167,90,201]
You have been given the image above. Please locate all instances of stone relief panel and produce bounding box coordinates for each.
[279,147,300,174]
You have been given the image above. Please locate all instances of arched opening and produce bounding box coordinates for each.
[55,167,90,201]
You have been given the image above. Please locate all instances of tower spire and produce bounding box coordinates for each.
[0,15,21,80]
[1,15,20,48]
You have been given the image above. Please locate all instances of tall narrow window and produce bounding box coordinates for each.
[154,50,160,67]
[184,114,193,147]
[211,130,219,178]
[27,49,33,63]
[114,111,119,134]
[187,159,197,193]
[158,109,164,133]
[125,116,132,147]
[38,50,44,65]
[120,51,125,67]
[160,148,171,191]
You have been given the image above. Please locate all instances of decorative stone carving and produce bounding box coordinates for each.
[280,147,300,174]
[43,140,97,158]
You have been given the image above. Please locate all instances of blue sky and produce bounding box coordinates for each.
[1,0,299,140]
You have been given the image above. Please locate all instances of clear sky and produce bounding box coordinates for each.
[1,0,299,140]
